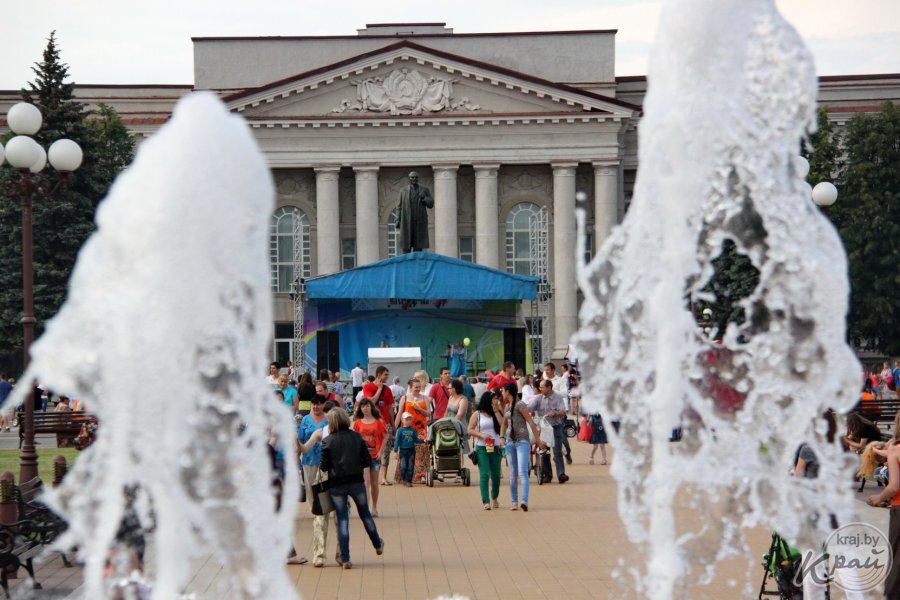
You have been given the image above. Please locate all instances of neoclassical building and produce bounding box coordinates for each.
[2,23,899,369]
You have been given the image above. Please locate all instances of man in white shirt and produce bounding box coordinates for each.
[351,363,365,399]
[527,379,570,484]
[266,362,280,388]
[542,362,572,465]
[471,377,487,401]
[389,377,406,404]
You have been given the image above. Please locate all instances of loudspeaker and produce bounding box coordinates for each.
[316,330,340,375]
[503,328,527,372]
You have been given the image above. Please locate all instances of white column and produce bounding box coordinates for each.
[552,162,578,357]
[314,166,340,275]
[354,166,380,265]
[593,160,619,246]
[474,164,500,269]
[433,165,459,258]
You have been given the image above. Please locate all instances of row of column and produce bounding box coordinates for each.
[313,161,620,357]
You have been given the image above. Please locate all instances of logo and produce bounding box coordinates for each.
[798,522,892,592]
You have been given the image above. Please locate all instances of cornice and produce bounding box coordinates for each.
[245,112,626,130]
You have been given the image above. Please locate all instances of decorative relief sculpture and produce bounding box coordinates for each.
[332,68,481,115]
[275,172,312,197]
[500,168,550,200]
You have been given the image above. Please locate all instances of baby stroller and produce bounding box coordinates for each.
[758,532,805,599]
[426,418,471,487]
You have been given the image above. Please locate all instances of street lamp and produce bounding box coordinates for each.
[1,101,82,483]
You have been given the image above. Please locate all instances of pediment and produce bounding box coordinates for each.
[225,42,635,122]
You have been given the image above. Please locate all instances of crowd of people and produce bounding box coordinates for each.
[267,356,609,568]
[786,366,900,599]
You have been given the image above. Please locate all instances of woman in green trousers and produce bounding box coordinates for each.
[468,390,505,510]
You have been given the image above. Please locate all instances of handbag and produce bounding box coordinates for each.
[468,411,481,465]
[310,470,334,516]
[577,417,593,442]
[298,465,307,503]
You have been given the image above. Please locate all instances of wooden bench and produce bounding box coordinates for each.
[18,412,97,449]
[859,400,900,439]
[0,478,70,598]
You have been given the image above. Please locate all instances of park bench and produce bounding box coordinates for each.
[859,400,900,439]
[18,412,98,449]
[0,477,70,598]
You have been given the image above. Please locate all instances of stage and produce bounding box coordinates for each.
[299,252,539,378]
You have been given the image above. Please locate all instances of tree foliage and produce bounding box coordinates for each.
[0,32,135,374]
[830,102,900,355]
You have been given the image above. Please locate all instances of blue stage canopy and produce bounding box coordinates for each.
[305,252,538,301]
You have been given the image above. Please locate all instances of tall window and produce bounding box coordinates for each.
[387,208,400,258]
[270,206,310,292]
[459,237,474,262]
[341,239,357,270]
[505,202,541,275]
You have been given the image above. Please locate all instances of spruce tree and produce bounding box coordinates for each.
[0,32,134,374]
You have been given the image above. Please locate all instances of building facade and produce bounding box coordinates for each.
[2,23,899,369]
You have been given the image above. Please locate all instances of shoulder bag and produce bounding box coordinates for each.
[310,469,334,516]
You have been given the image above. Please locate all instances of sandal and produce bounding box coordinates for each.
[483,503,491,510]
[510,505,519,511]
[286,556,308,565]
[380,481,392,486]
[313,559,324,568]
[491,499,499,509]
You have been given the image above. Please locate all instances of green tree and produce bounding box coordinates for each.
[0,32,134,374]
[830,102,900,355]
[804,107,842,188]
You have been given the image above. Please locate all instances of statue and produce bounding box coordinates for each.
[396,171,434,253]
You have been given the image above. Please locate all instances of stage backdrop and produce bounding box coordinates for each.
[302,299,529,379]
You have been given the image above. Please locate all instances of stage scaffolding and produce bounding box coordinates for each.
[528,206,551,368]
[291,211,306,374]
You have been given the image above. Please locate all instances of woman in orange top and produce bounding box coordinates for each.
[394,378,431,483]
[352,398,387,517]
[867,412,900,597]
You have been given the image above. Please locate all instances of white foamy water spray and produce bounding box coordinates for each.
[10,93,299,599]
[574,1,859,597]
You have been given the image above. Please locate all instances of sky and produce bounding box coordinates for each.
[2,0,899,89]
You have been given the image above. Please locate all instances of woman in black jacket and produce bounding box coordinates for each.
[320,408,385,569]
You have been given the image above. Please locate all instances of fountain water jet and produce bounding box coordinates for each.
[574,1,860,597]
[10,93,300,599]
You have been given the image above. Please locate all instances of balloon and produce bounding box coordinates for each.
[463,337,470,347]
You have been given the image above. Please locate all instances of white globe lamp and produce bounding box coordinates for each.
[48,139,83,172]
[5,135,39,169]
[812,182,838,207]
[29,145,47,173]
[7,102,43,136]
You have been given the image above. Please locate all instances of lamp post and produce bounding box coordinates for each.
[1,102,82,482]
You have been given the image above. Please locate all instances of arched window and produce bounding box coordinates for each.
[270,206,310,292]
[505,202,541,275]
[387,208,400,258]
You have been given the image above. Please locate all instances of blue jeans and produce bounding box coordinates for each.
[399,447,415,483]
[552,424,566,479]
[329,481,382,563]
[506,439,531,504]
